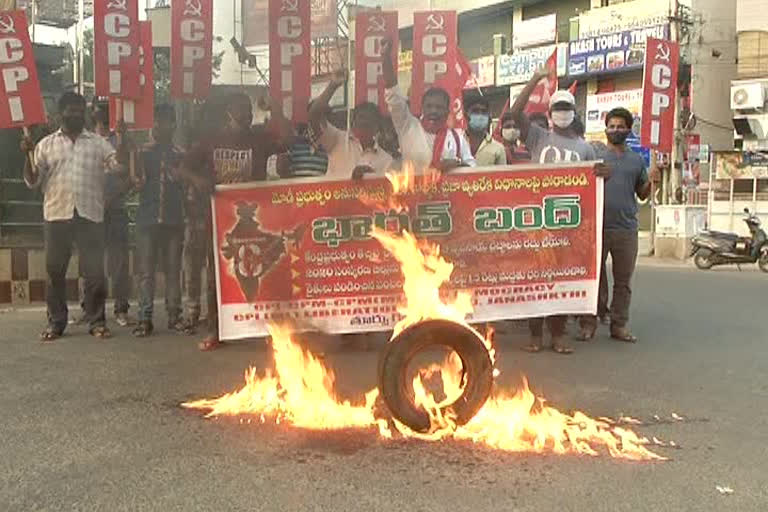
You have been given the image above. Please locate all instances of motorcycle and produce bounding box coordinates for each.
[690,208,768,272]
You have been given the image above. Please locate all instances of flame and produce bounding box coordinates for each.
[183,196,665,460]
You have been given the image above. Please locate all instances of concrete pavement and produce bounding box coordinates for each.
[1,265,767,511]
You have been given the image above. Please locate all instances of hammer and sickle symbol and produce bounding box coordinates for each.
[183,0,203,16]
[655,43,671,62]
[282,0,298,12]
[368,16,387,33]
[107,0,128,10]
[0,15,15,34]
[425,14,445,31]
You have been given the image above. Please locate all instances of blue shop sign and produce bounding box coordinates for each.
[568,25,669,77]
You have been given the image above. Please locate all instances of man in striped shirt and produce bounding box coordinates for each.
[22,92,130,341]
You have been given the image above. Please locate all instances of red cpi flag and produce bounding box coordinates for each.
[411,10,458,117]
[93,0,141,98]
[568,80,578,95]
[441,49,471,129]
[171,0,213,99]
[354,11,398,113]
[641,38,679,152]
[0,11,46,128]
[269,0,311,123]
[109,21,154,131]
[525,47,557,114]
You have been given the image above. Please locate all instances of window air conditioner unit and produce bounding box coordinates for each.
[730,83,765,111]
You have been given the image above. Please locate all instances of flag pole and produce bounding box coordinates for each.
[345,0,357,152]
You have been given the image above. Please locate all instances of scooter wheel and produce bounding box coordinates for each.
[694,249,715,270]
[759,253,768,273]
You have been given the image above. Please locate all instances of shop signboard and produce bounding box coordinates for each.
[496,43,567,86]
[568,25,668,77]
[512,13,556,50]
[577,0,670,39]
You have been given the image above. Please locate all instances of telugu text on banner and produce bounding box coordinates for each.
[211,165,604,340]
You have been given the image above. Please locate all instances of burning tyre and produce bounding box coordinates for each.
[377,319,494,434]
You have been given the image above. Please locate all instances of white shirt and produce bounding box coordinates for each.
[317,122,393,180]
[25,129,119,223]
[385,86,476,172]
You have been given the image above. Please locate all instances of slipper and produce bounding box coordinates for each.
[89,326,112,339]
[552,343,575,354]
[576,327,596,342]
[40,327,62,343]
[521,344,542,353]
[198,336,224,351]
[611,328,638,343]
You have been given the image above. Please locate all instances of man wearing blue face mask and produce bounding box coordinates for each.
[465,96,507,166]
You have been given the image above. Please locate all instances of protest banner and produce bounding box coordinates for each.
[109,21,153,131]
[269,0,311,123]
[93,0,141,97]
[0,10,46,128]
[171,0,212,99]
[354,11,398,113]
[211,165,603,340]
[411,10,458,116]
[641,37,679,152]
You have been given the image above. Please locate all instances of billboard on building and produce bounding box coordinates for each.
[465,55,495,89]
[496,43,567,86]
[244,0,337,46]
[577,0,671,39]
[512,13,556,50]
[585,89,644,137]
[568,25,668,77]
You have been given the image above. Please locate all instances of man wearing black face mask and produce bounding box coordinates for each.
[177,92,292,351]
[577,107,653,344]
[22,92,130,341]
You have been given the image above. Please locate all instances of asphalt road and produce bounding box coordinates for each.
[1,264,767,512]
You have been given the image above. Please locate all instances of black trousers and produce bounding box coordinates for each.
[45,213,106,333]
[104,208,131,314]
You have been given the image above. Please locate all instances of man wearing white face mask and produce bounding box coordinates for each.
[465,96,507,166]
[510,70,598,164]
[510,70,612,355]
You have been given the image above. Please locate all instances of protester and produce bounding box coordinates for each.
[286,124,329,178]
[465,96,507,166]
[308,70,393,180]
[183,182,207,331]
[578,107,653,344]
[378,116,403,170]
[132,105,186,337]
[499,111,531,162]
[510,69,612,355]
[177,92,291,351]
[381,38,476,172]
[92,104,133,327]
[22,92,129,341]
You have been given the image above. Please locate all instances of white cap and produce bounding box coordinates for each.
[549,90,575,107]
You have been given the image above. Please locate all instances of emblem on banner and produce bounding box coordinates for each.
[221,203,304,302]
[425,13,445,31]
[183,0,202,17]
[0,14,16,34]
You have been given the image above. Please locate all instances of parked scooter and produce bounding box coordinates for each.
[690,208,768,272]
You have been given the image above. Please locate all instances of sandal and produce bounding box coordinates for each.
[133,321,154,338]
[611,327,638,343]
[522,337,542,353]
[576,327,596,342]
[89,326,112,339]
[40,327,62,343]
[198,335,224,351]
[552,342,575,354]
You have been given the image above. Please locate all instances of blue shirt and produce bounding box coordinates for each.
[600,146,648,231]
[136,143,185,227]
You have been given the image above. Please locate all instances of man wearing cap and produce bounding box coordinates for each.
[509,69,611,355]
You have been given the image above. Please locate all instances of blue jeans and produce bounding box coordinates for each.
[136,225,184,324]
